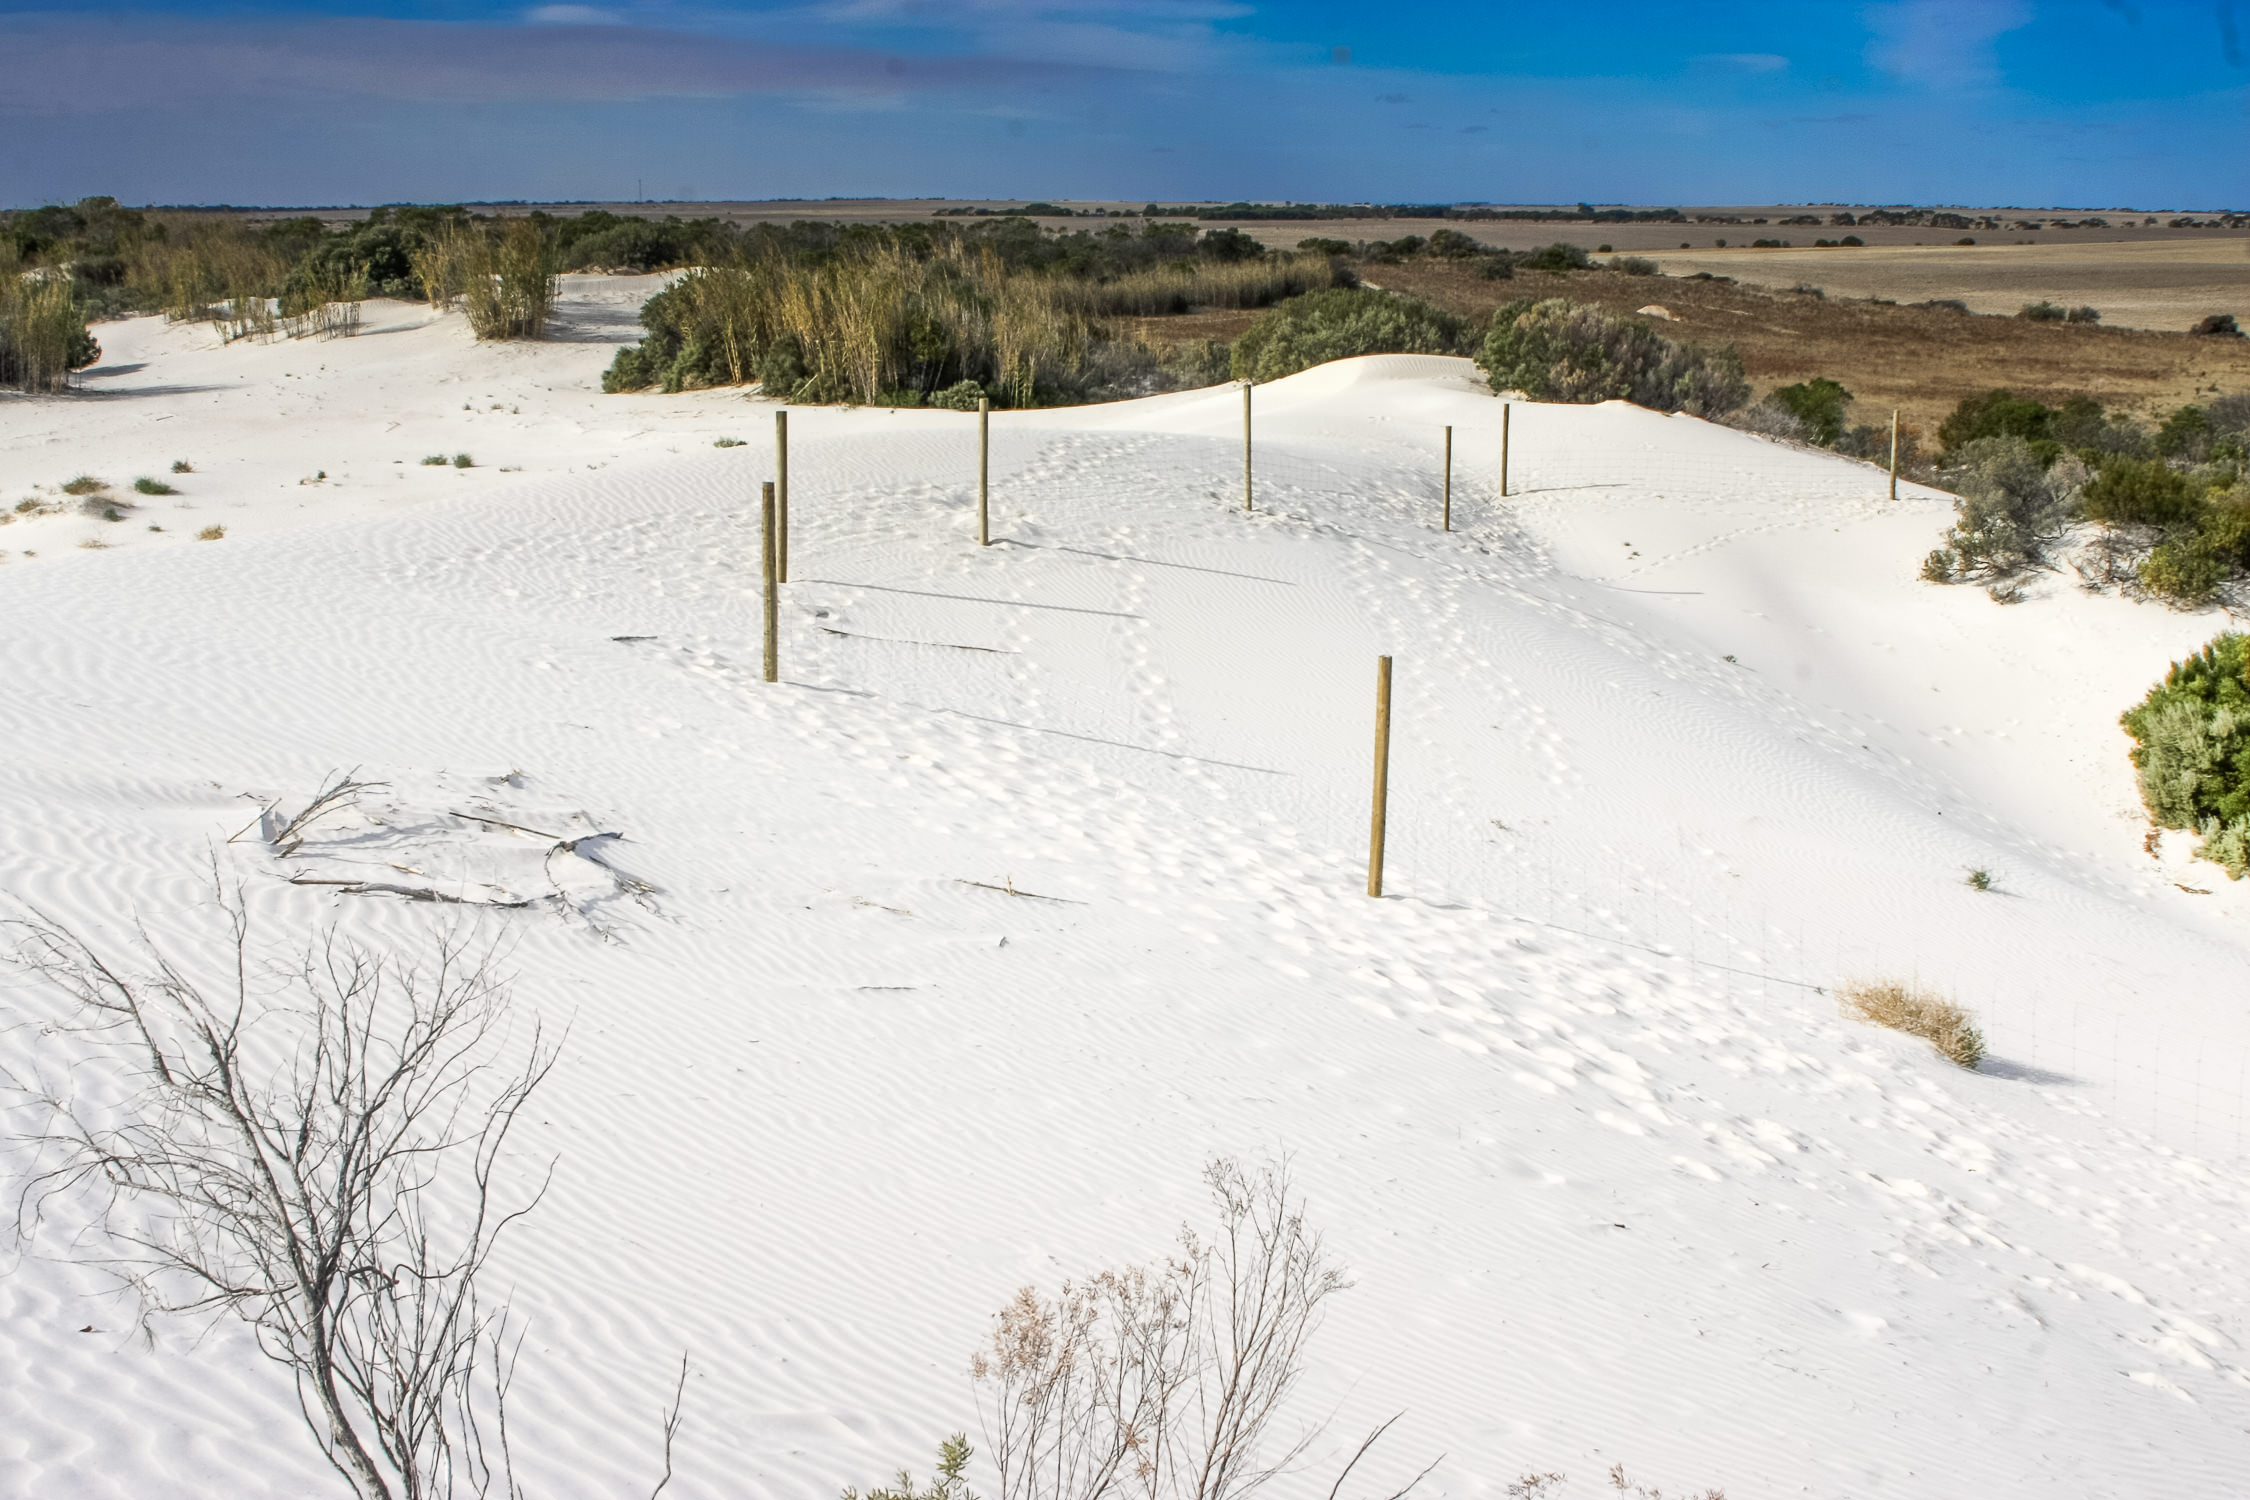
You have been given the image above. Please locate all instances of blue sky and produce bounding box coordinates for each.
[3,1,2245,209]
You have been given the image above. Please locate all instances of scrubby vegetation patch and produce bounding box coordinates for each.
[2122,632,2250,878]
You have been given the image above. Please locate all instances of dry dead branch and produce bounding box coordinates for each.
[271,769,390,857]
[2,891,558,1500]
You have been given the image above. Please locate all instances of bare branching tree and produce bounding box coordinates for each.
[3,890,558,1500]
[972,1160,1410,1500]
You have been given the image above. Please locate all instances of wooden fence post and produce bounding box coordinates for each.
[1442,425,1453,531]
[761,480,778,684]
[978,396,991,546]
[1888,409,1900,502]
[1368,655,1393,898]
[775,409,789,583]
[1242,380,1253,512]
[1500,403,1511,499]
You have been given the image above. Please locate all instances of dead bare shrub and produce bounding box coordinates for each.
[2,890,559,1500]
[970,1159,1429,1500]
[1838,978,1985,1068]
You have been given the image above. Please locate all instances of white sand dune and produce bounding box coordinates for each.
[3,281,2249,1498]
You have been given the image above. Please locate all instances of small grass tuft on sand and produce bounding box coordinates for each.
[420,454,448,466]
[713,437,744,448]
[1838,979,1985,1069]
[195,524,226,541]
[133,477,176,496]
[452,453,474,468]
[61,475,107,496]
[170,459,193,473]
[1965,867,1994,891]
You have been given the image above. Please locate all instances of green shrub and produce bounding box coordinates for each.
[62,475,107,496]
[1609,255,1659,276]
[132,477,176,496]
[2066,305,2101,324]
[930,380,988,411]
[2155,405,2214,462]
[1938,389,2059,453]
[170,459,192,473]
[420,454,448,466]
[1933,436,2079,576]
[1521,241,1592,273]
[1229,288,1468,383]
[2019,301,2066,322]
[2121,632,2250,876]
[452,453,474,468]
[1767,377,1852,447]
[2080,457,2203,526]
[1296,237,1352,256]
[2139,539,2226,604]
[1424,227,1485,258]
[1477,297,1748,416]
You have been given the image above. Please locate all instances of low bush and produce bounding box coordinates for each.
[2066,304,2102,324]
[1838,979,1985,1069]
[1927,436,2082,577]
[1520,241,1592,273]
[132,477,176,496]
[196,524,225,540]
[2019,300,2066,322]
[452,453,474,468]
[2122,632,2250,876]
[1609,255,1659,276]
[2080,456,2202,527]
[420,454,447,465]
[1229,287,1469,383]
[1765,377,1852,447]
[170,459,192,473]
[62,475,108,496]
[1477,298,1748,416]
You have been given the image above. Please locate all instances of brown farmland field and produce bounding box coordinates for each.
[1135,261,2250,439]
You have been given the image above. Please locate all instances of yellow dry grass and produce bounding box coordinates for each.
[1837,979,1985,1069]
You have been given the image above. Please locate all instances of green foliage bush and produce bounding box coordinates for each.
[1229,288,1468,383]
[1938,389,2057,452]
[1477,298,1748,416]
[2138,539,2227,604]
[2121,632,2250,877]
[1767,377,1852,446]
[2080,457,2203,526]
[2018,300,2066,322]
[1929,436,2080,576]
[1520,241,1592,273]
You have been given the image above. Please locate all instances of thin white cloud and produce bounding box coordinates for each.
[1864,0,2032,90]
[0,12,1106,113]
[1708,52,1790,74]
[526,5,627,24]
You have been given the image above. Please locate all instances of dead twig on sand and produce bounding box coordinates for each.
[956,877,1085,906]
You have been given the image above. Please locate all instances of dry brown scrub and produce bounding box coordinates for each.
[1837,979,1985,1069]
[1368,260,2250,436]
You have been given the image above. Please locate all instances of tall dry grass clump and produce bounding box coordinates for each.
[280,258,368,340]
[1838,979,1985,1069]
[0,276,96,392]
[462,220,558,340]
[409,228,478,311]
